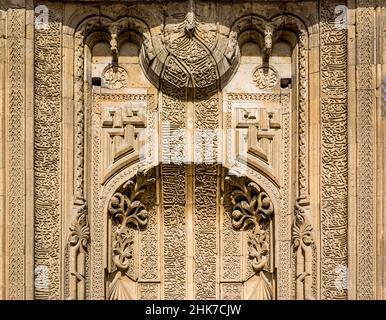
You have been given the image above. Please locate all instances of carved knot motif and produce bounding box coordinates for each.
[225,176,274,273]
[252,66,278,90]
[108,172,155,271]
[102,65,128,90]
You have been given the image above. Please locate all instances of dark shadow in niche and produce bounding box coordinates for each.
[280,78,291,89]
[92,77,101,87]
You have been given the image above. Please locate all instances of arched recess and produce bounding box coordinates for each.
[223,14,316,300]
[65,11,317,301]
[67,15,156,300]
[106,170,156,300]
[101,164,279,300]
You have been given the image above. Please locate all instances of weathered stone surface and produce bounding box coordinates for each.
[0,0,384,300]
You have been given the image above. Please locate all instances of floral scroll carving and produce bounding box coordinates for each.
[68,203,90,300]
[229,14,313,299]
[292,197,315,300]
[69,205,90,251]
[72,15,156,299]
[107,172,155,300]
[225,176,274,300]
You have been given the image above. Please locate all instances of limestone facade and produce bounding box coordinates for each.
[0,0,385,300]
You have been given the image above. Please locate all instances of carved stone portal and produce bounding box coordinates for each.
[80,7,305,300]
[105,166,277,300]
[1,0,382,301]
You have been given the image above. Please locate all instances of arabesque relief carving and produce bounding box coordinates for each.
[320,0,349,300]
[107,172,155,300]
[68,203,90,300]
[252,66,279,90]
[34,3,62,300]
[146,0,240,95]
[292,197,315,300]
[70,8,315,301]
[102,65,128,90]
[0,0,381,301]
[225,176,274,300]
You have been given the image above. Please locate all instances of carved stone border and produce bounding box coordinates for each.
[356,1,376,300]
[7,8,25,300]
[382,2,386,300]
[226,92,291,299]
[90,92,156,299]
[193,93,220,299]
[377,0,386,299]
[320,0,349,300]
[34,4,62,299]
